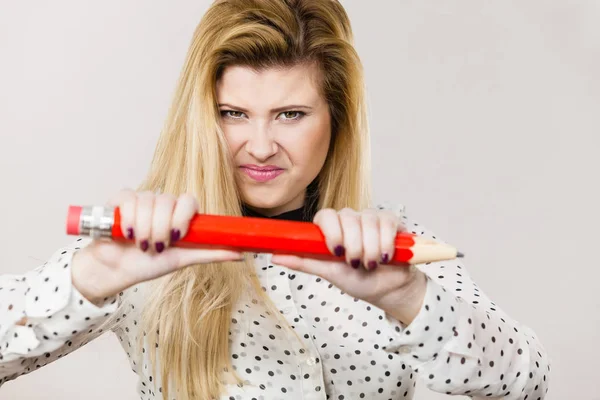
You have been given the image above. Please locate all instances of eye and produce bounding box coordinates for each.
[278,111,305,121]
[220,110,246,119]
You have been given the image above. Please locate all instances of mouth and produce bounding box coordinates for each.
[239,165,285,182]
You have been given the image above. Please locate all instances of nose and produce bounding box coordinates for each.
[244,121,278,161]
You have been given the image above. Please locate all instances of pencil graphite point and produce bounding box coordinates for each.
[456,251,465,258]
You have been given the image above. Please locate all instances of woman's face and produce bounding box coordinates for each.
[217,63,331,216]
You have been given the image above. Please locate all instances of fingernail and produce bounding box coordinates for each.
[351,259,361,269]
[170,229,181,242]
[155,242,165,253]
[334,245,345,257]
[381,253,389,264]
[368,261,378,270]
[126,227,134,240]
[140,240,149,252]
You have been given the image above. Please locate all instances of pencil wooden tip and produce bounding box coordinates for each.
[456,251,465,258]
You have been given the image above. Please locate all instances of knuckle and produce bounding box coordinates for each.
[339,211,359,224]
[314,208,337,223]
[361,208,379,216]
[360,211,379,221]
[178,193,198,210]
[360,214,379,229]
[339,207,356,216]
[380,216,397,230]
[137,190,155,202]
[156,193,177,207]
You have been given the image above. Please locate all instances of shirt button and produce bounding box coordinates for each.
[397,346,412,354]
[306,357,317,366]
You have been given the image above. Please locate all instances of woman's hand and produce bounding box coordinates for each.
[71,189,245,304]
[270,207,427,325]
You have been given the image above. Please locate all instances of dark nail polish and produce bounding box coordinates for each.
[140,240,149,252]
[351,259,360,269]
[368,261,378,270]
[170,229,181,242]
[334,245,345,257]
[155,242,165,253]
[126,227,134,240]
[381,253,389,264]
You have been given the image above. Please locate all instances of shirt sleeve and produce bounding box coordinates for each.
[0,238,119,385]
[378,209,550,399]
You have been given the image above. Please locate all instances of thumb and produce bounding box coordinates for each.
[270,254,307,271]
[271,254,336,279]
[169,248,245,269]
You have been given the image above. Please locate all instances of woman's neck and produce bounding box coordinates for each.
[241,180,319,222]
[241,201,318,222]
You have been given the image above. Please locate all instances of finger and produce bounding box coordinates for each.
[270,255,342,282]
[270,255,307,271]
[135,191,155,252]
[171,193,199,243]
[137,248,245,280]
[313,208,345,257]
[271,254,368,288]
[338,208,362,269]
[360,209,380,270]
[379,210,399,263]
[106,189,137,240]
[150,193,177,253]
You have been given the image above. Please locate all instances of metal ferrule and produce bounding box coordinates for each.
[79,206,115,239]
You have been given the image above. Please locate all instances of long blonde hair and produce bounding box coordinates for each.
[135,1,371,398]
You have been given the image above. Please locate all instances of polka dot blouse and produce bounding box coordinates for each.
[0,203,550,399]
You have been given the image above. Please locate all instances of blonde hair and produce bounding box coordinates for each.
[135,1,371,398]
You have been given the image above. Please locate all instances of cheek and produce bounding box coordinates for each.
[288,118,331,168]
[222,126,246,156]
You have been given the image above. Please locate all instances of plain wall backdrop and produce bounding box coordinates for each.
[1,1,599,399]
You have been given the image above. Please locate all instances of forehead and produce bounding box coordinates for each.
[216,63,323,107]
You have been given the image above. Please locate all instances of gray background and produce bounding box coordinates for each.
[1,1,598,399]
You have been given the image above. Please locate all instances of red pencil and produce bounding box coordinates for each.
[66,205,463,265]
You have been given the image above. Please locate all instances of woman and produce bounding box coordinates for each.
[0,0,549,399]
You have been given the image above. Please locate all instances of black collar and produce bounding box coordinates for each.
[240,180,319,222]
[241,203,315,222]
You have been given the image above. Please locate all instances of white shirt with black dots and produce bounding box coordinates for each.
[0,204,550,399]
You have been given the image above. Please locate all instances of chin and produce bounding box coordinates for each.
[240,186,292,211]
[243,195,286,210]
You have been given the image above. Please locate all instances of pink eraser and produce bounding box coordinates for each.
[67,206,82,235]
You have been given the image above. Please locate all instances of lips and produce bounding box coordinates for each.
[240,165,285,182]
[241,165,283,172]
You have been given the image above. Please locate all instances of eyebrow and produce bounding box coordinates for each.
[218,103,313,113]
